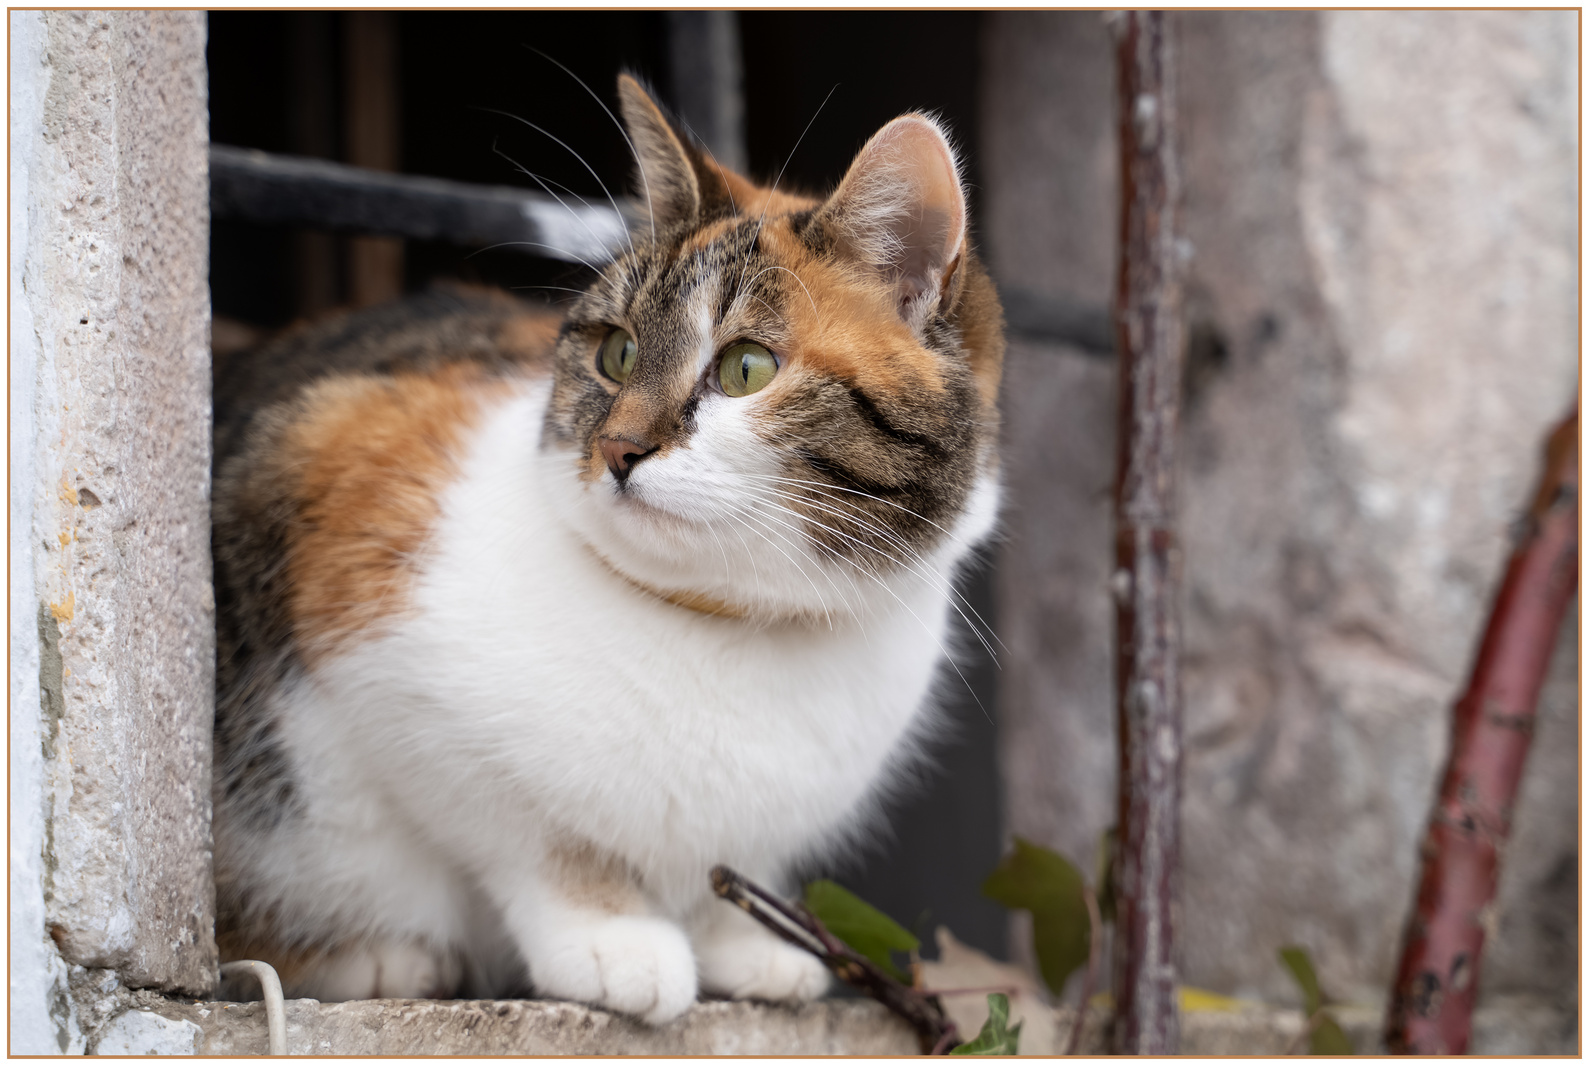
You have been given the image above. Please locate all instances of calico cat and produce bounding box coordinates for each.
[210,76,1004,1023]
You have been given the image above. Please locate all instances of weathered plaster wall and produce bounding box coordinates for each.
[986,9,1578,1008]
[9,9,214,1052]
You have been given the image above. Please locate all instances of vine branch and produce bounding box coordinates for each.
[709,865,960,1054]
[1385,409,1579,1054]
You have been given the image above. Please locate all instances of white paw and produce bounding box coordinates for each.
[533,915,698,1025]
[697,927,831,1003]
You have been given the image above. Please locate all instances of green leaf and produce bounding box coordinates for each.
[803,880,918,983]
[1277,945,1325,1016]
[1278,946,1353,1055]
[981,837,1091,997]
[948,993,1023,1055]
[1310,1015,1354,1056]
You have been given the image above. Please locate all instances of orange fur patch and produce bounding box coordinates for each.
[721,172,817,220]
[284,364,512,663]
[756,220,949,399]
[495,310,563,366]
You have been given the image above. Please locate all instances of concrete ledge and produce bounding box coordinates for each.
[91,991,1574,1055]
[125,996,919,1056]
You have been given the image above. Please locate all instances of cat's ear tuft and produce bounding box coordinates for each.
[616,74,704,231]
[818,115,967,332]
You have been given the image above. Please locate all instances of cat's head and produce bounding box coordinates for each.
[542,76,1004,622]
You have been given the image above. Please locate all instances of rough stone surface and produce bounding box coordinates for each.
[88,1009,205,1056]
[76,992,1576,1055]
[138,997,920,1056]
[985,7,1578,1015]
[10,6,215,1018]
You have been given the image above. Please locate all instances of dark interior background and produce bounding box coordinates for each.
[206,9,1006,963]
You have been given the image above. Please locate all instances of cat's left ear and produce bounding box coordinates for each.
[817,115,967,333]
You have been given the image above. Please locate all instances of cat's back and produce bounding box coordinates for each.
[213,284,560,465]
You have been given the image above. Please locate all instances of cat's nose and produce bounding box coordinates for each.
[599,436,657,481]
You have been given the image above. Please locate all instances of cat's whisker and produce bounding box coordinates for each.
[741,293,790,330]
[733,83,839,309]
[522,47,657,248]
[745,471,1005,643]
[508,284,590,298]
[476,105,636,255]
[739,472,1005,654]
[741,490,999,665]
[696,513,738,597]
[710,502,769,608]
[736,498,990,721]
[676,114,740,222]
[467,240,618,291]
[730,503,875,639]
[720,504,838,631]
[794,495,1003,662]
[744,471,963,543]
[735,265,820,321]
[491,141,637,264]
[730,503,866,629]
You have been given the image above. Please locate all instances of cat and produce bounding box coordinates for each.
[209,75,1005,1023]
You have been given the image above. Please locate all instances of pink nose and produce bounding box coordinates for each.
[599,436,656,481]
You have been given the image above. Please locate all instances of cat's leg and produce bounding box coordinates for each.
[488,840,698,1024]
[691,895,830,1003]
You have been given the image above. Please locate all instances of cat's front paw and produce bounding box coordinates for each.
[696,926,830,1004]
[533,915,698,1025]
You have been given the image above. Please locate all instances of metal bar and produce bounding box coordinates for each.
[208,144,634,265]
[1109,10,1185,1056]
[1000,287,1116,356]
[285,11,337,317]
[666,11,748,172]
[343,10,404,306]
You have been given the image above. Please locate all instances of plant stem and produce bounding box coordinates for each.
[1110,8,1186,1057]
[1284,1010,1329,1056]
[1066,885,1105,1055]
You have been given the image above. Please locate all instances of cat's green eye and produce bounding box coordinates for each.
[600,328,638,383]
[718,342,779,397]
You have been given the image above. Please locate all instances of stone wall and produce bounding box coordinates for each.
[985,9,1578,1008]
[9,9,214,1053]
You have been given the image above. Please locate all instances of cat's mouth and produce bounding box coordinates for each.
[607,479,702,529]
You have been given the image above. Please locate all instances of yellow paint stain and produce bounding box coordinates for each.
[1180,987,1248,1013]
[50,592,75,622]
[61,480,79,506]
[1087,988,1248,1013]
[58,531,72,548]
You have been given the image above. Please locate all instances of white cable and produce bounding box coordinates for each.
[219,959,288,1055]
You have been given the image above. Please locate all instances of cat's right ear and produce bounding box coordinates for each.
[617,75,699,228]
[617,74,734,232]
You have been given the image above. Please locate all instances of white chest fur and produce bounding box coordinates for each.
[277,380,995,927]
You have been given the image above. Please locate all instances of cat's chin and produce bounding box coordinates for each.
[573,500,843,624]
